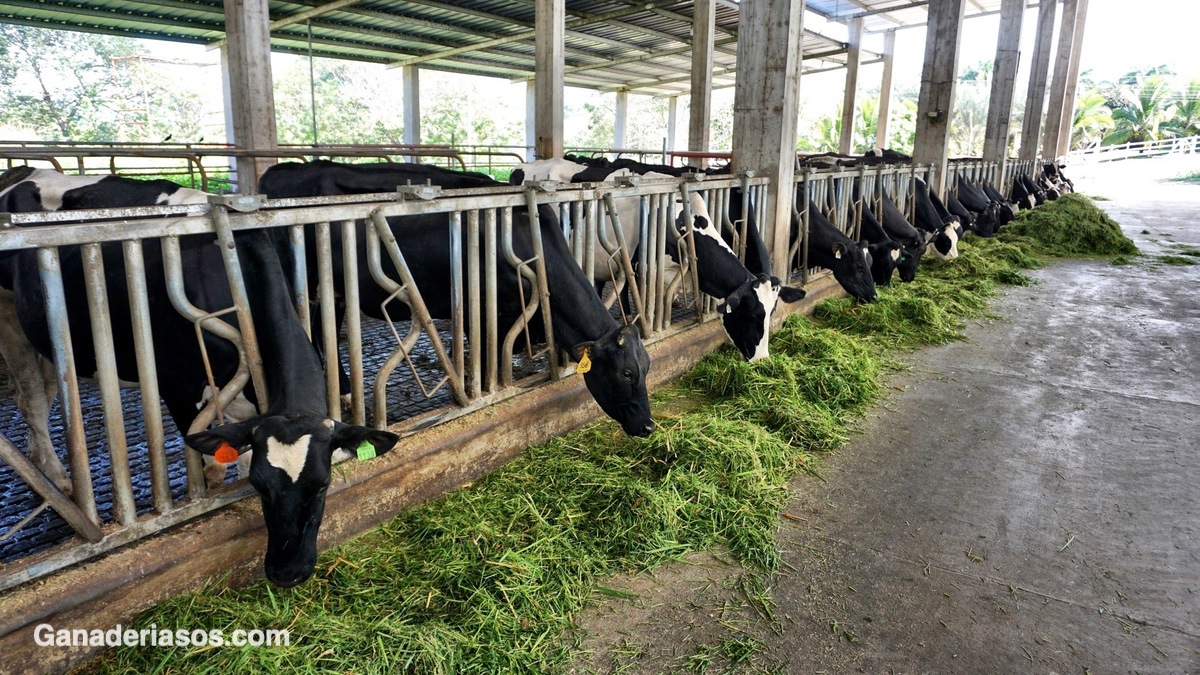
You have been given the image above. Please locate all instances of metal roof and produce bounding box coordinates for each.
[0,0,880,95]
[805,0,1010,34]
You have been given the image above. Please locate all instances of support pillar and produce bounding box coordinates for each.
[614,90,629,149]
[534,0,564,159]
[525,80,536,161]
[222,0,278,190]
[982,0,1025,176]
[666,95,679,155]
[1019,0,1057,161]
[1056,0,1090,157]
[402,66,420,150]
[876,29,896,150]
[688,0,715,167]
[839,17,863,155]
[731,0,805,279]
[1041,0,1079,159]
[913,0,967,194]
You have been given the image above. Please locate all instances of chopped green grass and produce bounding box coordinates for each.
[1111,255,1134,266]
[999,193,1138,257]
[1158,255,1199,266]
[87,193,1122,674]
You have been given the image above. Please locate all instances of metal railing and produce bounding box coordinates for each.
[1064,136,1200,163]
[0,171,769,590]
[790,163,935,284]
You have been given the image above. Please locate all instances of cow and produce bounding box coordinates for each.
[794,205,877,304]
[913,178,959,260]
[0,167,394,586]
[855,203,906,286]
[510,157,804,362]
[879,193,931,282]
[259,160,656,436]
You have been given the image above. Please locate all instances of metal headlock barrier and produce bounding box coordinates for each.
[0,155,1047,590]
[790,163,936,285]
[0,171,769,591]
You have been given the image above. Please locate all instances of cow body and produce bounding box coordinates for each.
[0,168,392,585]
[796,206,876,303]
[856,205,905,285]
[913,179,959,260]
[879,193,930,282]
[260,160,656,436]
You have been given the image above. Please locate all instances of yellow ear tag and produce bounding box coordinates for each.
[356,441,377,461]
[576,348,592,374]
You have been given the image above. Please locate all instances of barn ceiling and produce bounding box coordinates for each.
[0,0,1021,94]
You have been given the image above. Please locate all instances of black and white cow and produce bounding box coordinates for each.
[795,205,877,303]
[0,168,394,586]
[856,204,906,286]
[260,160,656,436]
[879,193,931,282]
[510,157,804,361]
[912,178,959,260]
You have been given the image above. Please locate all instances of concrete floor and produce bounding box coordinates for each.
[572,162,1200,674]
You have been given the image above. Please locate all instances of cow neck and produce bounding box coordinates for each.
[535,219,621,351]
[235,231,329,417]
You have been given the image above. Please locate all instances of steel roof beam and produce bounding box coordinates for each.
[210,0,362,48]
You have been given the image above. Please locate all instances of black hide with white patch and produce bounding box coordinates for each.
[857,206,905,285]
[879,194,928,283]
[797,207,876,303]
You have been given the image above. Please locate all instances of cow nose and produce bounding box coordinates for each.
[641,421,657,436]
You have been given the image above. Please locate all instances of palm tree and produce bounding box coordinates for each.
[1070,92,1112,149]
[1103,74,1175,144]
[1164,78,1200,138]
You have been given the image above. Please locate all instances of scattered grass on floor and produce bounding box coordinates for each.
[87,193,1124,674]
[1158,255,1199,266]
[1171,171,1200,183]
[1112,255,1135,266]
[1000,193,1139,257]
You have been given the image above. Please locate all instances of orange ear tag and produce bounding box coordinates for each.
[213,442,239,464]
[575,348,592,374]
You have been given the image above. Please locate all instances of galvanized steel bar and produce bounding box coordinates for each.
[466,210,482,399]
[449,212,466,391]
[483,209,499,394]
[0,434,103,542]
[122,240,170,513]
[80,243,136,526]
[600,193,648,334]
[36,247,98,523]
[209,204,269,410]
[522,189,560,378]
[289,225,311,340]
[340,221,366,425]
[314,222,342,422]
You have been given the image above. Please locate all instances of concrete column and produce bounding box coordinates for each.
[614,90,629,149]
[839,17,864,155]
[982,0,1025,175]
[1019,0,1057,161]
[1041,0,1079,159]
[731,0,805,279]
[534,0,564,158]
[402,65,420,149]
[1056,0,1090,156]
[525,80,536,161]
[688,0,715,166]
[913,0,967,194]
[222,0,278,190]
[876,29,896,150]
[666,95,679,154]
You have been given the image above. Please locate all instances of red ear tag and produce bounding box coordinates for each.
[213,442,239,464]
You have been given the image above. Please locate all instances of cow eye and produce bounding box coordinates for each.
[622,369,634,380]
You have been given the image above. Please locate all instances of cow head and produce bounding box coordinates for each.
[927,224,959,260]
[896,237,928,283]
[186,414,398,587]
[866,241,904,286]
[574,323,655,437]
[830,240,877,303]
[717,274,805,362]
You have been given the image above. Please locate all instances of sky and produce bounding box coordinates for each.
[32,0,1200,147]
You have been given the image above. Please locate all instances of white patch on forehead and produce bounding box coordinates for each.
[0,170,105,211]
[514,158,587,183]
[943,224,959,259]
[749,281,778,362]
[267,434,312,483]
[890,248,901,262]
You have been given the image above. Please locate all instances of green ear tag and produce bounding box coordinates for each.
[356,441,377,461]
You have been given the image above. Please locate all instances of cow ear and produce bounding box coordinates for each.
[186,417,260,456]
[331,422,398,458]
[718,293,743,315]
[777,285,806,303]
[832,242,848,259]
[572,340,596,362]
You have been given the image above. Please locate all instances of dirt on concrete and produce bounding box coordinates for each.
[569,166,1200,674]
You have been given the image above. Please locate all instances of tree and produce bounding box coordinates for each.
[1163,78,1200,138]
[274,59,402,145]
[1104,73,1175,144]
[1070,92,1112,149]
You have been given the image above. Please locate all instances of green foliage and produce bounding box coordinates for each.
[274,59,403,145]
[1072,92,1113,150]
[1000,194,1139,257]
[0,25,202,142]
[1103,72,1177,144]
